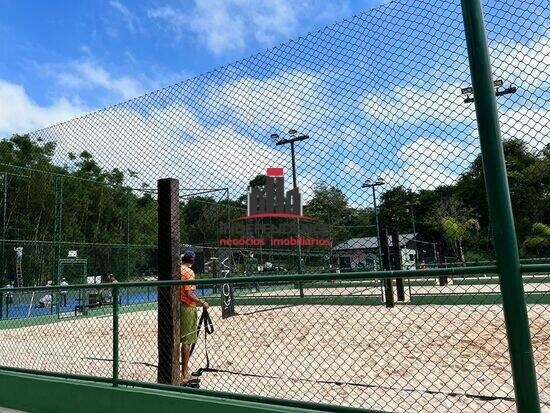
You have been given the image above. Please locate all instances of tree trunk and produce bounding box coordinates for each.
[457,239,465,265]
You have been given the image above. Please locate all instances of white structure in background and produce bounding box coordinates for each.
[401,248,416,270]
[332,234,418,270]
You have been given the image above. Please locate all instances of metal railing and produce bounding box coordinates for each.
[0,264,548,412]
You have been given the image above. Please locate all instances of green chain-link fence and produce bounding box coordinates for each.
[0,0,548,411]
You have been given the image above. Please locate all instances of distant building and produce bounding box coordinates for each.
[332,234,418,269]
[248,168,302,216]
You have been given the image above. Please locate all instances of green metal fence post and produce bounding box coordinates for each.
[112,285,119,387]
[126,189,130,280]
[1,172,7,305]
[461,1,541,412]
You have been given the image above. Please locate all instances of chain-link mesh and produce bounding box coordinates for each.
[0,0,548,411]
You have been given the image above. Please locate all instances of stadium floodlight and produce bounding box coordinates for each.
[461,79,516,103]
[270,130,310,186]
[362,178,385,188]
[271,130,309,147]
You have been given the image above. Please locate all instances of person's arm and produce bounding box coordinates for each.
[183,289,209,308]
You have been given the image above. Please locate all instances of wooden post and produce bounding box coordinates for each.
[391,231,405,301]
[380,228,394,308]
[157,178,181,385]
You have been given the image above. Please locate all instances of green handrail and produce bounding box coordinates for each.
[0,265,499,293]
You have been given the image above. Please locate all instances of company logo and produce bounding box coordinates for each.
[219,168,331,248]
[243,167,313,221]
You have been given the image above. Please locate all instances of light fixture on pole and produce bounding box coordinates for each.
[461,79,516,103]
[270,130,309,189]
[270,130,310,297]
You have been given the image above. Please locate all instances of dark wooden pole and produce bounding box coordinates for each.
[380,228,394,308]
[391,231,405,301]
[157,178,181,385]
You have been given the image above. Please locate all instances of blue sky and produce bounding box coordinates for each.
[0,0,383,121]
[0,0,548,206]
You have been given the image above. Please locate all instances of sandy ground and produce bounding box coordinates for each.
[0,302,548,413]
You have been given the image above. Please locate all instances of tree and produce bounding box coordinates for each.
[521,223,550,257]
[378,186,416,232]
[455,138,540,239]
[429,197,480,263]
[305,183,348,223]
[440,217,480,263]
[181,197,225,246]
[304,183,353,244]
[248,174,267,188]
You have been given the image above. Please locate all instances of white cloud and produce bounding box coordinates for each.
[340,124,360,151]
[0,80,85,137]
[110,1,140,33]
[148,3,245,54]
[361,36,549,127]
[362,83,476,126]
[342,159,363,178]
[500,107,550,153]
[215,69,326,130]
[57,61,145,100]
[378,137,478,191]
[31,103,288,198]
[491,36,550,91]
[148,0,350,55]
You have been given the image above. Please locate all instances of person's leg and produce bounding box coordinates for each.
[181,343,191,381]
[180,306,198,384]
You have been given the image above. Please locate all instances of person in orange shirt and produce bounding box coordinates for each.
[180,250,209,387]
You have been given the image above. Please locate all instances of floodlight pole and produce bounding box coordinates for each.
[0,173,5,319]
[290,142,298,189]
[275,133,309,192]
[462,0,540,411]
[274,132,309,297]
[362,180,384,268]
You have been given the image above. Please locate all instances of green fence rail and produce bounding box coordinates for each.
[0,265,548,412]
[0,0,548,410]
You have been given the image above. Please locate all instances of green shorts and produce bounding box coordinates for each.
[180,305,198,345]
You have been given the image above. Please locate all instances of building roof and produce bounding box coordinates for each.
[332,234,417,251]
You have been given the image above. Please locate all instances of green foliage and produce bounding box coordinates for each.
[440,217,480,243]
[0,134,548,285]
[378,186,416,232]
[0,135,159,283]
[305,183,348,223]
[181,196,226,246]
[522,223,550,256]
[248,174,267,188]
